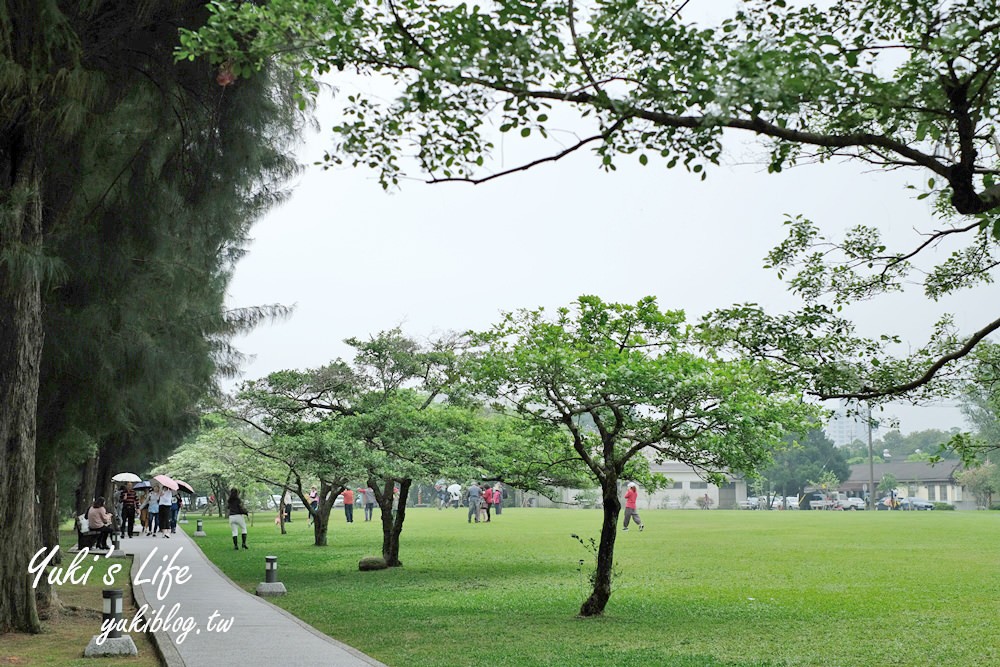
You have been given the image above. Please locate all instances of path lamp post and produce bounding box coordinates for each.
[83,589,137,657]
[256,556,287,597]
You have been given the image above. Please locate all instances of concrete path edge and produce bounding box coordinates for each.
[127,533,388,667]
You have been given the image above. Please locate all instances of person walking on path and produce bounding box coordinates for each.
[146,484,160,536]
[342,487,355,523]
[158,485,174,538]
[361,486,376,521]
[623,482,644,532]
[119,482,137,538]
[170,493,181,533]
[228,487,250,550]
[467,481,482,523]
[87,497,114,550]
[138,490,149,535]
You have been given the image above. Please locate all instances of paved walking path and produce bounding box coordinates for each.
[119,527,387,667]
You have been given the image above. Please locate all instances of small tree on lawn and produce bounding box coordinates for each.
[808,470,842,509]
[878,473,900,506]
[232,369,369,546]
[466,295,815,616]
[956,462,1000,509]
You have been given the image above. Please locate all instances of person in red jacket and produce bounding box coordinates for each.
[482,485,494,522]
[623,482,644,532]
[342,487,355,523]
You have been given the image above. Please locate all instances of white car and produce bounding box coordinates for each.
[838,497,866,510]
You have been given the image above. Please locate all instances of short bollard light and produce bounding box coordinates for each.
[103,589,123,638]
[84,589,137,657]
[255,555,287,597]
[109,534,123,557]
[194,518,207,537]
[179,508,189,524]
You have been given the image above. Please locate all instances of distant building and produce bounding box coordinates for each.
[842,461,971,509]
[825,400,877,447]
[524,460,748,510]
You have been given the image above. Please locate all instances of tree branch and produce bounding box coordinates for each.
[818,314,1000,400]
[429,116,629,185]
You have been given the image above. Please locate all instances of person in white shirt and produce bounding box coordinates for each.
[158,486,174,538]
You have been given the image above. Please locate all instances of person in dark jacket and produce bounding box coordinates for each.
[227,488,250,550]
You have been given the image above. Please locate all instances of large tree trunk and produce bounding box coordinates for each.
[579,481,621,617]
[311,482,342,547]
[94,438,119,506]
[0,146,44,633]
[75,456,98,516]
[372,477,410,567]
[384,479,410,567]
[36,455,61,566]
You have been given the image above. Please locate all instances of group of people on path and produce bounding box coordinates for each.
[86,480,184,549]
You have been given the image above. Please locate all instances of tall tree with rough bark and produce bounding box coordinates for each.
[181,0,1000,402]
[1,1,302,632]
[466,295,815,616]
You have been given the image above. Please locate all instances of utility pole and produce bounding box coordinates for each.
[867,401,875,510]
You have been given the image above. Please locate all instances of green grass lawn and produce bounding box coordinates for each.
[187,508,1000,667]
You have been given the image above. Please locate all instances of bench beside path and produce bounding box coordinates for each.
[121,529,388,667]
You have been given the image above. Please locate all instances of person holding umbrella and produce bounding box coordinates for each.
[119,482,137,538]
[156,477,175,538]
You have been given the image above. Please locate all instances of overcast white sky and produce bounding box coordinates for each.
[222,2,987,436]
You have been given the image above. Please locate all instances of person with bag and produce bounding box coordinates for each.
[227,487,250,550]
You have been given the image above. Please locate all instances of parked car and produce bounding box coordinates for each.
[806,493,833,510]
[898,497,935,510]
[269,494,308,511]
[835,497,866,510]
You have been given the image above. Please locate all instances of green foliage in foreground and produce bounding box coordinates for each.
[188,508,1000,667]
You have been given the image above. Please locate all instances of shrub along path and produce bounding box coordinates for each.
[121,526,386,667]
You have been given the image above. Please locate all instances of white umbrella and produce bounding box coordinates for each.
[447,483,461,495]
[111,472,142,483]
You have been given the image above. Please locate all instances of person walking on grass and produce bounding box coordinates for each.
[467,481,482,523]
[228,488,250,550]
[623,482,644,532]
[362,485,376,521]
[482,484,494,522]
[342,487,355,523]
[308,486,319,526]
